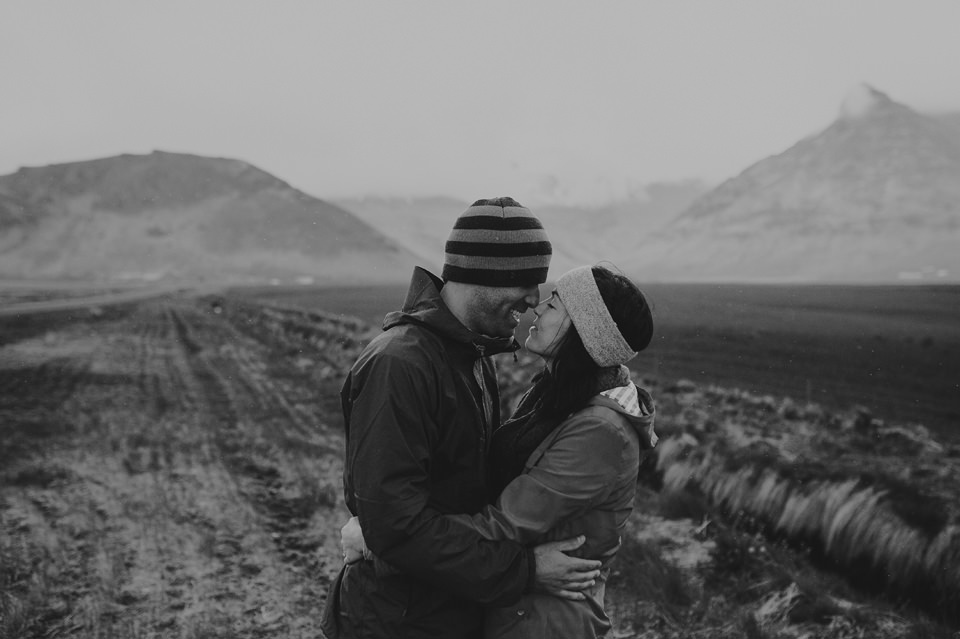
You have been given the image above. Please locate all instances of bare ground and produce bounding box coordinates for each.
[1,298,347,638]
[2,294,958,638]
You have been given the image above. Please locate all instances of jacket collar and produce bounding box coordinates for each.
[383,267,520,357]
[584,365,658,448]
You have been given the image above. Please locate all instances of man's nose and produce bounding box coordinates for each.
[523,287,540,309]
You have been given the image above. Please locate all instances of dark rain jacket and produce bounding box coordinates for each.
[320,267,534,639]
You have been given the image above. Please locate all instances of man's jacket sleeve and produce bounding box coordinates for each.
[345,351,532,606]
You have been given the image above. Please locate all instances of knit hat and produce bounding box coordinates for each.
[442,197,552,287]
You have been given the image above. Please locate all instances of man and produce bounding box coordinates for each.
[321,197,601,638]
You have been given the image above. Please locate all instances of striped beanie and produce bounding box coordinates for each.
[442,197,552,287]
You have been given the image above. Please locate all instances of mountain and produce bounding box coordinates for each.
[329,195,467,274]
[0,151,419,284]
[5,86,956,286]
[334,181,708,280]
[534,181,709,274]
[933,111,960,139]
[625,85,960,283]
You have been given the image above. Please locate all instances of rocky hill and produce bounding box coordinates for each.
[626,85,960,283]
[0,151,419,284]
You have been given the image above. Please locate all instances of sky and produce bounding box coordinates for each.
[3,1,960,206]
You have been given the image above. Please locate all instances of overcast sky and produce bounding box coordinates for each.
[3,1,959,206]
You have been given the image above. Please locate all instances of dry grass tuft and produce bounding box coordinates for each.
[607,535,693,620]
[658,432,960,622]
[0,537,48,639]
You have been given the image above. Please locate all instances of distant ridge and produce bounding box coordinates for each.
[933,111,960,139]
[334,181,709,281]
[337,88,960,286]
[625,84,960,283]
[0,151,419,284]
[330,195,469,273]
[4,86,958,286]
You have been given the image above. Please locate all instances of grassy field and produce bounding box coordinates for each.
[233,282,960,440]
[3,286,959,637]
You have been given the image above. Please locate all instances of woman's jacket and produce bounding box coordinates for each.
[451,369,657,639]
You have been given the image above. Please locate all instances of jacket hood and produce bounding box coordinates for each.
[382,267,520,357]
[589,367,658,449]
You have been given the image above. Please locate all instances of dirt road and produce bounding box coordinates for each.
[1,297,354,638]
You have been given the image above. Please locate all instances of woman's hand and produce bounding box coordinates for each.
[340,516,370,564]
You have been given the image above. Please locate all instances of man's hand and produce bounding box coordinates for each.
[340,516,369,564]
[533,536,602,601]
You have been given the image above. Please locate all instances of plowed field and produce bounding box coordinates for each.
[3,291,958,638]
[1,297,355,638]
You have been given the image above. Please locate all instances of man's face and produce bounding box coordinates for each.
[464,284,541,338]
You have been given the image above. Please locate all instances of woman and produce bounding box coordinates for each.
[344,264,657,638]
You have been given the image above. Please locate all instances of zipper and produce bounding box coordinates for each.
[473,343,491,454]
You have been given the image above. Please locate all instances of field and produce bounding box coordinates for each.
[2,284,959,638]
[236,282,960,438]
[1,297,354,638]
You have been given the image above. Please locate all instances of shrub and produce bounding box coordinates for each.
[607,534,692,624]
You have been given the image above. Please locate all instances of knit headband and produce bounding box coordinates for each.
[556,266,637,367]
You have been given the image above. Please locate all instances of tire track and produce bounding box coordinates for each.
[166,303,339,568]
[2,296,349,638]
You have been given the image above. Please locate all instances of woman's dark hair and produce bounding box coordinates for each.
[593,265,654,352]
[536,266,653,421]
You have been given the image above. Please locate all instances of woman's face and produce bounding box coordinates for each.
[525,291,572,360]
